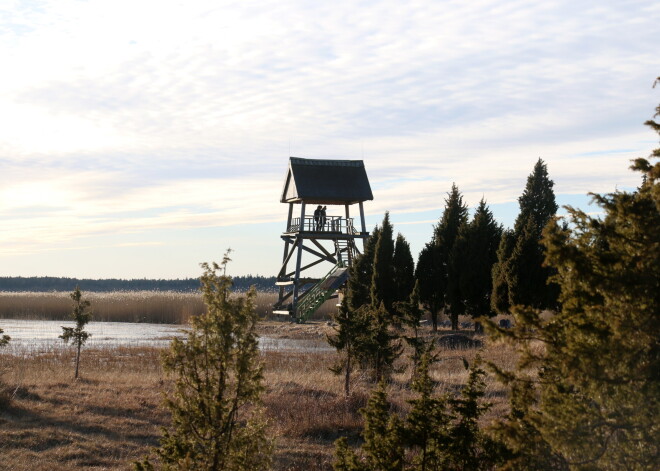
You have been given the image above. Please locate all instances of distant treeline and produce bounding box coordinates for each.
[0,275,277,293]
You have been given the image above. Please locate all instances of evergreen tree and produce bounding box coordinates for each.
[455,199,502,323]
[395,281,430,369]
[328,298,371,397]
[402,352,451,471]
[416,243,443,331]
[487,93,660,470]
[444,359,500,470]
[137,254,272,471]
[0,328,8,347]
[361,302,403,382]
[434,184,469,329]
[508,159,558,310]
[370,212,396,313]
[333,383,404,471]
[490,230,515,314]
[392,233,415,311]
[491,159,558,313]
[347,225,381,311]
[60,286,92,379]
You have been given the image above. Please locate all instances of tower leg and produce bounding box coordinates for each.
[292,202,306,317]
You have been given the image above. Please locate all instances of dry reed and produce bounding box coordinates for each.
[0,291,339,324]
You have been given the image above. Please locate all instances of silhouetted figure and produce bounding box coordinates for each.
[321,206,327,230]
[314,205,322,231]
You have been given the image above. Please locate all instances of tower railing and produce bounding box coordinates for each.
[287,216,357,234]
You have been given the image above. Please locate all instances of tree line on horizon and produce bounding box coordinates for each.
[0,275,277,293]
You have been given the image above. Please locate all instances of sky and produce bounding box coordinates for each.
[0,0,658,280]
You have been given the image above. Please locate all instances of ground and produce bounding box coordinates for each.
[0,320,515,470]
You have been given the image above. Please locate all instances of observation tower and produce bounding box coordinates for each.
[273,157,373,322]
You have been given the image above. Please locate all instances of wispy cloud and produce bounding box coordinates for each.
[0,0,657,275]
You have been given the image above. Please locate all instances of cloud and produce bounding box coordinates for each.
[0,0,657,274]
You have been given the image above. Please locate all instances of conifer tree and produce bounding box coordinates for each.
[370,212,396,313]
[392,233,415,311]
[394,281,430,369]
[490,230,515,314]
[60,286,92,379]
[508,159,558,310]
[434,184,468,329]
[487,91,660,470]
[136,254,272,471]
[402,352,451,471]
[444,359,500,470]
[0,328,8,347]
[454,199,502,323]
[416,243,443,331]
[361,302,403,382]
[328,298,371,397]
[347,225,381,311]
[491,159,558,313]
[333,383,404,471]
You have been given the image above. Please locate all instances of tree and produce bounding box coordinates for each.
[416,243,443,331]
[453,199,502,324]
[334,354,501,471]
[395,280,431,369]
[60,286,92,379]
[392,233,416,312]
[347,225,381,311]
[361,302,403,383]
[137,254,272,471]
[370,212,396,313]
[444,359,500,470]
[487,92,660,470]
[491,159,558,313]
[490,230,515,314]
[0,328,8,347]
[402,351,451,471]
[328,298,371,397]
[334,383,404,471]
[434,184,469,330]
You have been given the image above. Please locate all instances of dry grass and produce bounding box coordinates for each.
[0,291,338,324]
[0,323,517,471]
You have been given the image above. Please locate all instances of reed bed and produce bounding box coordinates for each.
[0,291,338,324]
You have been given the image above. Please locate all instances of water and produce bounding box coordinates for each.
[0,319,333,353]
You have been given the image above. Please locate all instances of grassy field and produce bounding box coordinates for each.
[0,291,337,324]
[0,321,517,471]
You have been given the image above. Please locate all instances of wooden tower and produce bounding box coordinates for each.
[273,157,373,322]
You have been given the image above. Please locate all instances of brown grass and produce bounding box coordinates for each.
[0,323,517,471]
[0,291,338,324]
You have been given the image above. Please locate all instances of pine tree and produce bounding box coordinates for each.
[455,199,502,323]
[0,328,8,347]
[392,233,415,311]
[416,243,443,331]
[487,92,660,470]
[370,212,396,313]
[136,254,272,471]
[434,184,469,329]
[60,286,92,379]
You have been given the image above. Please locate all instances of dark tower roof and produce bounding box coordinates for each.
[280,157,373,205]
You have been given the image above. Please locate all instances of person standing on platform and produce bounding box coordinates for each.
[314,205,322,231]
[321,206,327,231]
